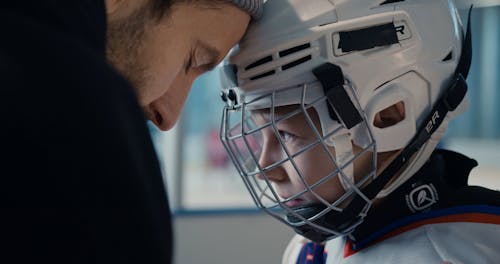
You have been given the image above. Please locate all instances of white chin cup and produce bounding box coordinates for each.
[325,133,354,192]
[314,101,355,192]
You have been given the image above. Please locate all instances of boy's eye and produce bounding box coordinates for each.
[279,130,296,142]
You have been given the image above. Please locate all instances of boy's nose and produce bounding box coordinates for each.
[257,141,287,183]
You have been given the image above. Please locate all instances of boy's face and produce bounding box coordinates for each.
[252,105,372,207]
[106,0,250,131]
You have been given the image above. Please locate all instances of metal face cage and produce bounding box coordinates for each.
[220,81,377,240]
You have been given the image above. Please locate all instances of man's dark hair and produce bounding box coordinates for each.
[149,0,230,20]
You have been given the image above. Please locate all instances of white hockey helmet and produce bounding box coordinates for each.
[220,0,471,242]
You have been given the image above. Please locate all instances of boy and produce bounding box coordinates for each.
[220,0,500,263]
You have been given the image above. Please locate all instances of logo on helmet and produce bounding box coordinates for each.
[425,111,441,134]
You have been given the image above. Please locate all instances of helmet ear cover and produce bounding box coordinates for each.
[363,72,423,152]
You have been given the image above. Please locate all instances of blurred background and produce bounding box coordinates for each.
[149,4,500,264]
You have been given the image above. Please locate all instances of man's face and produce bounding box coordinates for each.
[106,0,250,130]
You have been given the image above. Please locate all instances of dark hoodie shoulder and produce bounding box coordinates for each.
[0,2,172,264]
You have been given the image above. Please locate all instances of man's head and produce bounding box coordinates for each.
[220,0,470,242]
[105,0,262,130]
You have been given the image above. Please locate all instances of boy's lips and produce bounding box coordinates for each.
[285,198,304,208]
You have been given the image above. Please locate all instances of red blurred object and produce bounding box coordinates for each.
[207,129,230,167]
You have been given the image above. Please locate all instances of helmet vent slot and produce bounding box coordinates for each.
[245,55,273,70]
[442,51,453,62]
[379,0,405,5]
[282,55,312,71]
[279,43,311,57]
[249,70,276,80]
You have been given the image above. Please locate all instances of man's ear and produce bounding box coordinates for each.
[373,101,405,129]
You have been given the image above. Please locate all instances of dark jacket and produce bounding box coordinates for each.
[0,1,172,263]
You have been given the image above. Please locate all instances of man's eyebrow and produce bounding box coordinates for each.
[196,39,221,71]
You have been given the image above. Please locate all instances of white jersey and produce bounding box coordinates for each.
[284,219,500,264]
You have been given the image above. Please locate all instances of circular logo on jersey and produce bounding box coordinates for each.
[405,184,439,213]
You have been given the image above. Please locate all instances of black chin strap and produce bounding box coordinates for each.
[288,7,473,243]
